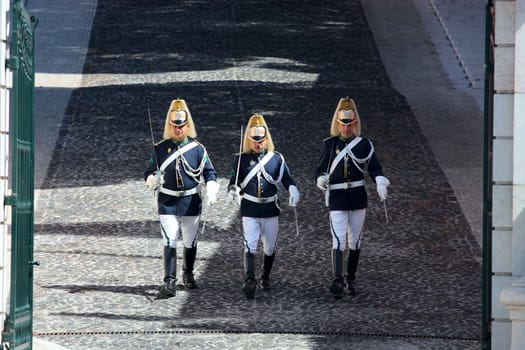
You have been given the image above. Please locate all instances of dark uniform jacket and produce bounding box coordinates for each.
[315,136,384,211]
[229,150,296,218]
[144,138,217,216]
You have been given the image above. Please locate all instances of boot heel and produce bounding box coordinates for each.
[243,277,257,299]
[330,277,344,299]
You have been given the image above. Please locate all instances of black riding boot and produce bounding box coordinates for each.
[260,254,275,290]
[158,247,177,299]
[346,249,360,296]
[330,249,345,299]
[242,252,257,299]
[182,246,198,289]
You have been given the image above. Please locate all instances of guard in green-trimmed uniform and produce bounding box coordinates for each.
[145,99,219,299]
[315,98,390,298]
[228,114,300,299]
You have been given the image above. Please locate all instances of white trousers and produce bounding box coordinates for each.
[159,215,200,249]
[329,209,366,251]
[242,216,279,255]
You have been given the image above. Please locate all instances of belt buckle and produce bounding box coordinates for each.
[260,197,268,203]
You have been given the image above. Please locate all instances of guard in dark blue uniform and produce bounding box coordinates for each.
[145,99,220,299]
[228,114,300,299]
[315,98,390,298]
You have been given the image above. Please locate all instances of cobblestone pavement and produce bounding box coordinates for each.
[32,0,482,349]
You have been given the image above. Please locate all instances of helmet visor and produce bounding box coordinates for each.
[337,109,356,125]
[248,126,267,142]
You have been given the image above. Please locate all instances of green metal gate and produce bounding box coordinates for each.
[2,1,37,349]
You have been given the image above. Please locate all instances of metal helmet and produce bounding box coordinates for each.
[242,113,275,153]
[330,97,361,137]
[163,98,197,139]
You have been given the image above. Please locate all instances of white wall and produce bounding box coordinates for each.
[493,0,525,349]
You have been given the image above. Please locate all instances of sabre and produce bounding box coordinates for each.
[234,125,243,187]
[200,201,209,236]
[229,126,244,207]
[324,142,335,207]
[147,107,162,207]
[147,107,160,175]
[383,200,389,224]
[293,207,300,236]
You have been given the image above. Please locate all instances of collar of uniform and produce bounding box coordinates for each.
[251,149,267,159]
[172,138,189,147]
[338,135,355,144]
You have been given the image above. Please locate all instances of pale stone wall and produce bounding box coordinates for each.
[494,0,525,349]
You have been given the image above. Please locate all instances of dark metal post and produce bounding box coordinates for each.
[482,1,495,349]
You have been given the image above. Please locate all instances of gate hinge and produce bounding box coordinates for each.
[6,57,19,70]
[4,195,17,207]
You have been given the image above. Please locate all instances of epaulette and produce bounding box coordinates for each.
[154,139,169,146]
[322,135,336,142]
[191,138,203,146]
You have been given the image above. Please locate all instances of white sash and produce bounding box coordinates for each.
[240,151,274,189]
[329,137,362,175]
[159,141,199,172]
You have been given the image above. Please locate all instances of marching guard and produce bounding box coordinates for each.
[144,98,220,299]
[315,98,390,299]
[228,114,300,299]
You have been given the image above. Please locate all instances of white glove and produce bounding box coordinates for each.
[146,172,164,189]
[288,185,300,207]
[228,185,241,207]
[375,176,390,202]
[206,181,220,206]
[316,173,330,190]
